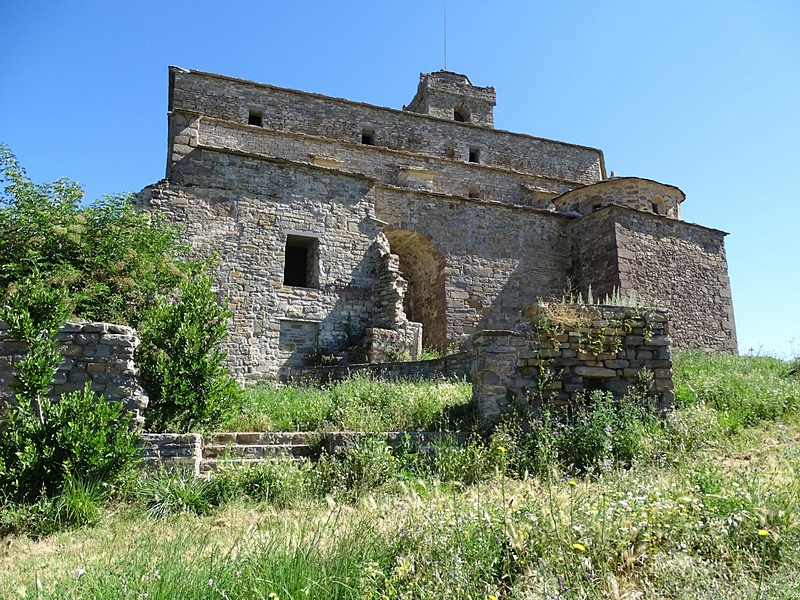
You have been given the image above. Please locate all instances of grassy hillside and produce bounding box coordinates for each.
[2,351,799,599]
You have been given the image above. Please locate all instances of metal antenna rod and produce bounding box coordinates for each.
[444,1,447,70]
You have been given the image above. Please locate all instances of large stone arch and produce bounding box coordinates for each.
[384,229,448,349]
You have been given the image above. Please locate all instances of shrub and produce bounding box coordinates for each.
[136,271,242,433]
[0,144,192,326]
[208,456,310,508]
[498,388,665,478]
[0,385,140,504]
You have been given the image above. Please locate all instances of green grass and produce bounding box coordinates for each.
[3,351,800,598]
[225,375,474,432]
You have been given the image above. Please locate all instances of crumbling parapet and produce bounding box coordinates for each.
[472,305,673,421]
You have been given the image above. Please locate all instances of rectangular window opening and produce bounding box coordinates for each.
[361,128,375,145]
[284,235,319,288]
[468,147,480,163]
[248,110,263,127]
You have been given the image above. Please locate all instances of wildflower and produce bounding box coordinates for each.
[489,595,499,600]
[569,480,577,487]
[572,543,586,552]
[758,529,769,537]
[498,446,506,453]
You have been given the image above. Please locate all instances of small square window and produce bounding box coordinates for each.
[248,110,263,126]
[361,128,375,145]
[468,147,480,163]
[284,235,319,288]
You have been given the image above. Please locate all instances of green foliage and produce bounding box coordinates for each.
[136,469,214,519]
[673,350,800,432]
[0,278,72,419]
[0,274,138,511]
[209,456,310,508]
[136,271,242,433]
[230,375,473,433]
[0,144,191,326]
[498,389,666,478]
[0,384,140,504]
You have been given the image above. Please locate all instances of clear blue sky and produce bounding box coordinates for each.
[2,1,799,358]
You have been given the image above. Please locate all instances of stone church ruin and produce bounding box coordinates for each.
[138,67,737,383]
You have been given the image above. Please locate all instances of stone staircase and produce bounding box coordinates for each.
[201,432,318,474]
[141,431,476,476]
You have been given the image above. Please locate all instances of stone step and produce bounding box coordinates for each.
[200,456,303,474]
[202,443,316,460]
[204,432,313,446]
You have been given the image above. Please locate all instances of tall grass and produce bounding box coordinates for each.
[4,351,800,598]
[227,375,473,432]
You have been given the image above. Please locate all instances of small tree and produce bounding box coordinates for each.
[0,279,139,504]
[0,144,192,326]
[136,271,242,432]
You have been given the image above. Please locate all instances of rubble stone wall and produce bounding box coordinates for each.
[291,351,472,386]
[612,207,737,352]
[0,321,148,425]
[472,306,673,421]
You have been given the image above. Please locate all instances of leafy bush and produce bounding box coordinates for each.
[498,389,666,477]
[136,271,242,433]
[0,276,139,508]
[0,385,140,504]
[312,436,400,501]
[0,144,192,326]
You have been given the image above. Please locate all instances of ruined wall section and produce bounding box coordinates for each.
[374,187,572,348]
[472,306,673,421]
[168,68,605,186]
[611,207,737,352]
[0,322,148,426]
[141,148,392,381]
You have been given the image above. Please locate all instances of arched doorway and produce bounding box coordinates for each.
[384,229,448,349]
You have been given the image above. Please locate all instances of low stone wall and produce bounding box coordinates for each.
[290,351,472,385]
[0,321,149,425]
[139,433,203,473]
[472,305,673,420]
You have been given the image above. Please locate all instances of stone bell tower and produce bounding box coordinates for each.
[404,71,496,128]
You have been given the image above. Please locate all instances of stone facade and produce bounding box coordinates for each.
[0,321,149,425]
[139,67,737,381]
[472,305,673,421]
[291,351,472,386]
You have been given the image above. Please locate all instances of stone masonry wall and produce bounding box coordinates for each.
[567,205,736,353]
[195,117,577,207]
[472,306,672,421]
[0,321,149,425]
[291,351,472,386]
[168,68,604,187]
[374,186,573,346]
[555,178,684,219]
[141,148,390,382]
[612,207,737,352]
